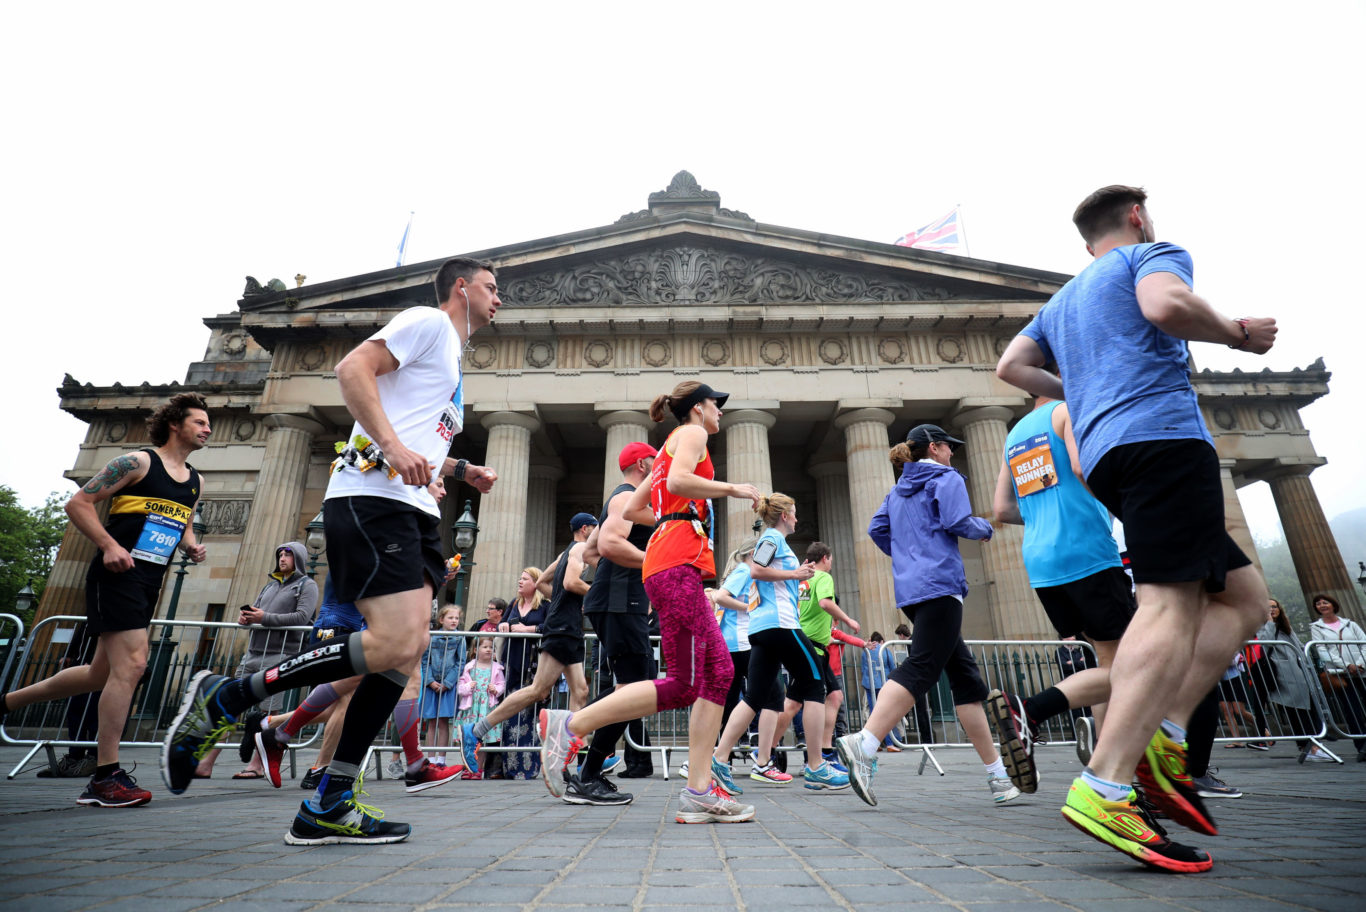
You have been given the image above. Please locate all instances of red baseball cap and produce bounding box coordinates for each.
[618,441,658,470]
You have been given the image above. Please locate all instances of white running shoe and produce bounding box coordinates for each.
[835,733,878,806]
[675,782,756,824]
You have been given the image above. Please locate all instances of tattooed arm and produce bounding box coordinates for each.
[66,451,151,573]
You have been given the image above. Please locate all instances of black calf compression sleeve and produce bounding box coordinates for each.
[245,631,369,702]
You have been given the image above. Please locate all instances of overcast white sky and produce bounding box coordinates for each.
[3,2,1362,554]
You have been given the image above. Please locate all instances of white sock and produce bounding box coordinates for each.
[1081,769,1132,802]
[858,729,880,755]
[985,758,1007,778]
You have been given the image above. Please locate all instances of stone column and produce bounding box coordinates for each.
[835,408,898,639]
[468,411,539,614]
[598,410,652,504]
[952,402,1046,640]
[1220,459,1261,571]
[809,459,861,628]
[1265,460,1362,620]
[225,414,324,612]
[525,461,564,569]
[721,409,777,565]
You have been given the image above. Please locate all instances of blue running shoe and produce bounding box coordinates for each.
[459,722,480,772]
[162,671,238,795]
[803,760,850,791]
[601,754,621,775]
[711,756,742,795]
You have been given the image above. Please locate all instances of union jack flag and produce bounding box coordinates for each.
[894,208,961,252]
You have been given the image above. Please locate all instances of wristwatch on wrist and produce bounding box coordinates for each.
[453,458,468,481]
[1228,318,1251,349]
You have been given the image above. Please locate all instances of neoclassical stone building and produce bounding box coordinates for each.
[39,173,1361,644]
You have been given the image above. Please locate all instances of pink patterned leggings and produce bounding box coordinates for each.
[644,564,733,709]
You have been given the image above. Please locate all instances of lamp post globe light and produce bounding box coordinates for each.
[452,500,480,610]
[14,584,36,617]
[305,509,327,579]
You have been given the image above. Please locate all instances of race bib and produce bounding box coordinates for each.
[130,513,185,564]
[1008,434,1059,498]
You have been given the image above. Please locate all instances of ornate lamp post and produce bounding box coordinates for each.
[451,500,480,609]
[14,583,36,617]
[163,507,208,628]
[305,510,327,579]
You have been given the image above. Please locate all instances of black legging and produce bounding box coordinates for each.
[886,596,989,705]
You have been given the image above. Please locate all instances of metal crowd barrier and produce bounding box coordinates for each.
[1214,638,1330,755]
[2,615,320,780]
[1305,638,1366,757]
[0,613,25,695]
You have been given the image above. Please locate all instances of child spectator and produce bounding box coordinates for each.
[456,637,506,778]
[421,605,467,765]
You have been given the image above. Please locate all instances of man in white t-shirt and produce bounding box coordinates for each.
[162,257,500,845]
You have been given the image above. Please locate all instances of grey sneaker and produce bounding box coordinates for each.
[1191,772,1243,799]
[1075,716,1095,767]
[39,754,97,778]
[988,774,1021,804]
[385,759,405,779]
[538,709,584,798]
[835,733,878,807]
[675,782,755,823]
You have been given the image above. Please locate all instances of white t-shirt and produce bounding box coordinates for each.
[325,306,463,516]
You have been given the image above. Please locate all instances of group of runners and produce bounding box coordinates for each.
[0,184,1285,874]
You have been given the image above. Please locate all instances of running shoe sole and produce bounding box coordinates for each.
[75,792,151,808]
[405,766,461,794]
[985,690,1038,794]
[255,730,283,789]
[283,827,410,846]
[675,809,756,824]
[161,669,227,795]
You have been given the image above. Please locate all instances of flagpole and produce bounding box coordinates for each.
[396,211,415,268]
[956,204,971,258]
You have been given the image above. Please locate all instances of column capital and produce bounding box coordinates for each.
[834,407,895,431]
[1249,456,1327,482]
[528,461,565,482]
[261,412,326,436]
[949,397,1028,429]
[720,409,777,432]
[596,409,653,432]
[480,411,541,434]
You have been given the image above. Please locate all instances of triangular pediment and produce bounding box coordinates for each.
[237,173,1067,322]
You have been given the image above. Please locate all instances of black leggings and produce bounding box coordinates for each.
[743,628,824,712]
[886,596,988,704]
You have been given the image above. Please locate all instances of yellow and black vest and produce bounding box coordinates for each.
[97,448,201,581]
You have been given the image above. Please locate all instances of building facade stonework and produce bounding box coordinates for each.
[39,173,1362,648]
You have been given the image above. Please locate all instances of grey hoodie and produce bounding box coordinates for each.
[244,541,319,658]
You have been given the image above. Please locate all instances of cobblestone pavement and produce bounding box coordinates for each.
[1,742,1362,911]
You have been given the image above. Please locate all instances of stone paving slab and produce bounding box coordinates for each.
[0,743,1361,910]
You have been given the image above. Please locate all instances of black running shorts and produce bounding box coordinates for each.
[539,634,585,668]
[85,567,163,636]
[787,646,841,701]
[323,496,446,603]
[1034,566,1136,642]
[586,610,650,661]
[1085,440,1251,593]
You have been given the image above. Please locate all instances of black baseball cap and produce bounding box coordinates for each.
[905,423,964,450]
[670,383,730,422]
[569,512,598,532]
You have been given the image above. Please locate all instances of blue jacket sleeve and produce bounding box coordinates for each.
[442,637,464,689]
[935,475,993,542]
[420,641,433,683]
[860,651,872,690]
[868,495,893,555]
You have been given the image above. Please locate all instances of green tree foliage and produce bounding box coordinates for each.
[0,487,67,627]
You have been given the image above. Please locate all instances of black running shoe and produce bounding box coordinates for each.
[238,710,265,764]
[563,773,633,806]
[300,766,324,791]
[284,791,411,845]
[162,671,238,795]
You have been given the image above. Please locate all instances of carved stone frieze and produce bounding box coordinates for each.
[1212,407,1237,430]
[105,420,127,443]
[233,419,258,441]
[526,341,556,369]
[701,339,730,366]
[760,339,789,366]
[936,337,965,363]
[642,339,671,367]
[819,338,848,366]
[1258,407,1281,429]
[199,499,250,536]
[584,340,613,368]
[222,333,248,358]
[502,245,955,307]
[878,338,907,364]
[297,344,327,372]
[469,341,497,370]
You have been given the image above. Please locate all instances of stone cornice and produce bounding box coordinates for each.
[1192,360,1331,407]
[58,376,264,422]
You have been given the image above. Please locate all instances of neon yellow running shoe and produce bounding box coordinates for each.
[1061,778,1212,873]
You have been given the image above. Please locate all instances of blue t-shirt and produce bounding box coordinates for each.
[1021,242,1212,477]
[747,528,801,636]
[717,564,754,652]
[1005,401,1122,587]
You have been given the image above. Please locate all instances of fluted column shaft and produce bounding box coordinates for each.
[835,409,897,639]
[226,414,323,612]
[954,406,1042,639]
[599,411,652,505]
[1219,459,1261,571]
[468,412,539,613]
[525,463,565,569]
[36,509,102,622]
[809,460,861,629]
[1268,468,1362,620]
[721,410,776,566]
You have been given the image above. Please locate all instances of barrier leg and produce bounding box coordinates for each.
[916,746,945,777]
[6,741,53,780]
[1304,737,1344,764]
